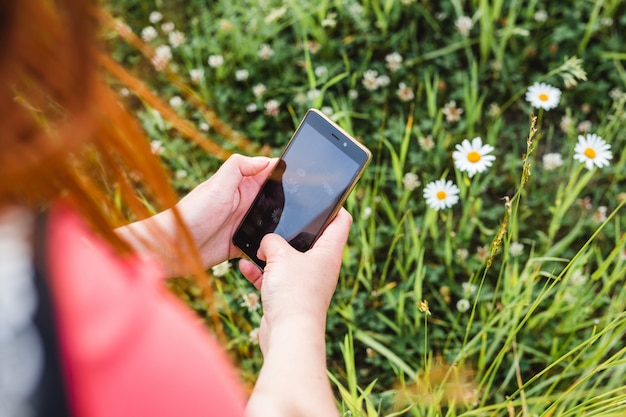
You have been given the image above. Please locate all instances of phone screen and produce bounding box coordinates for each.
[233,109,371,269]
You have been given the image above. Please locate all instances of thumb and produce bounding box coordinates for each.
[257,233,293,263]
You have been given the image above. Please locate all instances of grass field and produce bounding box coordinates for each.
[104,1,625,415]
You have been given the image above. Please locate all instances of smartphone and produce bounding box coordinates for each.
[233,108,372,270]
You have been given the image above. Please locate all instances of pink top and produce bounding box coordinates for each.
[46,204,246,416]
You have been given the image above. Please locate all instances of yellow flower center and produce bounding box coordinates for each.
[539,93,549,101]
[584,147,596,159]
[467,151,481,163]
[436,191,447,200]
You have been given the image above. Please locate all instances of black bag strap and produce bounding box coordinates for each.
[30,211,73,417]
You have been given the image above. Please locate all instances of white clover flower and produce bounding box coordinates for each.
[455,16,473,37]
[456,298,471,313]
[119,87,130,97]
[151,45,172,71]
[264,99,280,116]
[161,21,175,33]
[175,169,188,179]
[211,260,231,277]
[208,54,224,68]
[362,70,380,90]
[246,103,258,113]
[462,282,477,297]
[573,133,613,170]
[168,30,185,48]
[321,106,333,116]
[321,12,337,28]
[509,242,524,257]
[542,152,563,170]
[199,122,210,132]
[456,248,469,263]
[418,135,435,151]
[189,68,204,84]
[442,100,464,122]
[385,52,403,73]
[525,82,561,111]
[169,96,183,108]
[258,43,274,60]
[577,120,592,133]
[141,26,158,42]
[402,172,420,191]
[397,83,415,102]
[240,292,261,312]
[377,75,391,87]
[150,140,164,155]
[534,10,548,23]
[452,137,496,178]
[361,206,373,220]
[306,88,321,101]
[235,69,250,81]
[593,206,608,223]
[252,83,267,97]
[348,89,358,99]
[423,179,460,211]
[149,11,163,24]
[315,66,328,78]
[249,328,260,345]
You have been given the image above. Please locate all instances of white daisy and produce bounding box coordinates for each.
[452,137,496,177]
[573,133,613,170]
[423,179,460,211]
[525,82,561,110]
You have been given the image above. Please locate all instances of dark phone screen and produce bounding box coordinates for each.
[233,115,367,269]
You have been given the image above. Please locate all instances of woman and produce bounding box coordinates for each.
[0,1,349,416]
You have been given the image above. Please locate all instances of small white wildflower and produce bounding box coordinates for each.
[321,106,333,116]
[264,99,280,116]
[141,26,158,42]
[577,120,592,133]
[258,43,274,60]
[240,292,261,312]
[307,88,321,101]
[161,21,175,33]
[385,52,403,73]
[442,100,464,122]
[321,12,337,28]
[151,45,172,71]
[246,103,258,113]
[249,327,260,345]
[377,75,391,87]
[175,169,188,179]
[570,270,586,286]
[149,11,163,24]
[168,30,185,48]
[455,16,473,37]
[189,68,204,84]
[315,66,328,78]
[235,69,249,81]
[199,122,210,132]
[573,133,613,170]
[525,82,561,111]
[534,10,548,23]
[456,248,469,263]
[593,206,608,223]
[348,89,359,100]
[252,83,267,98]
[462,282,477,297]
[119,87,130,97]
[609,87,624,100]
[423,179,460,211]
[362,70,380,91]
[402,172,420,191]
[452,137,496,178]
[208,54,224,68]
[419,135,435,151]
[542,152,563,170]
[361,206,373,220]
[600,17,613,27]
[169,96,183,108]
[560,115,575,132]
[211,260,231,277]
[397,82,415,102]
[509,242,524,257]
[150,140,164,155]
[456,298,471,313]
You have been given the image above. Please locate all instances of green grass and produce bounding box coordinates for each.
[106,1,625,415]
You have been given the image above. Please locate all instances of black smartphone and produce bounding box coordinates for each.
[233,108,372,270]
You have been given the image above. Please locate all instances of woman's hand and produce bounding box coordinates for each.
[240,208,352,417]
[116,154,275,277]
